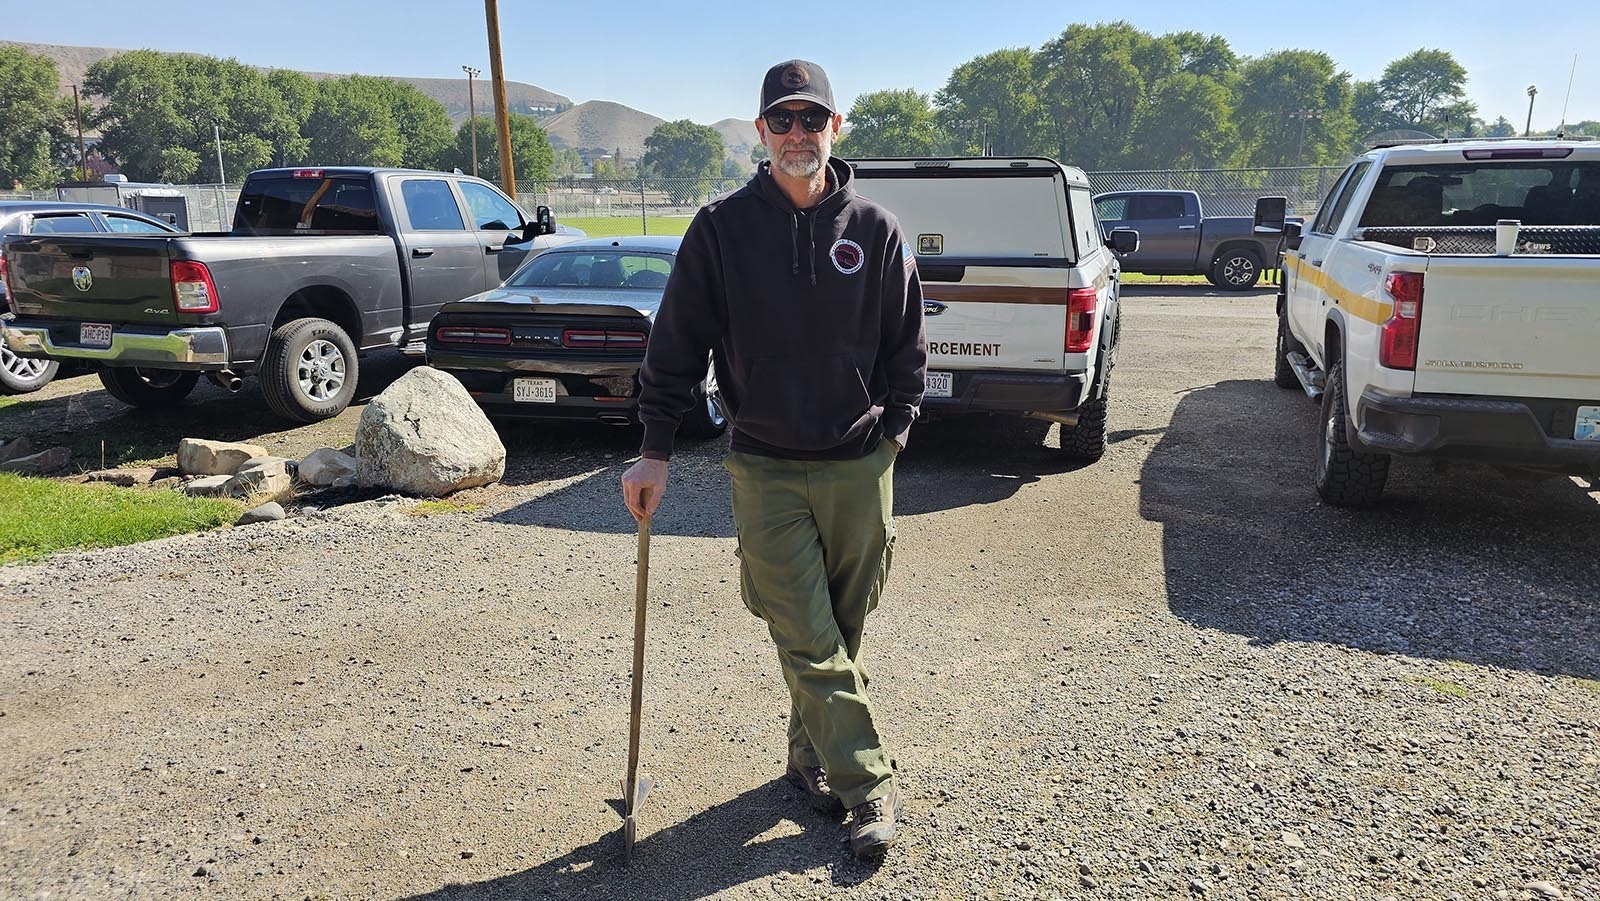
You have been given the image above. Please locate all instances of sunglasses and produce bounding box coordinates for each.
[763,107,832,135]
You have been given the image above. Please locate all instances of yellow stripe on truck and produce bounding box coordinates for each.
[1284,256,1391,326]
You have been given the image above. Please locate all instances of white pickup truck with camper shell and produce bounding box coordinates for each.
[850,156,1138,461]
[1267,137,1600,506]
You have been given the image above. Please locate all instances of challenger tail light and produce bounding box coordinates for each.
[562,328,647,349]
[171,260,220,313]
[1379,272,1424,370]
[1064,287,1098,353]
[435,326,511,345]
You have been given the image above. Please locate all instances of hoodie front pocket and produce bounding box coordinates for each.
[736,353,873,451]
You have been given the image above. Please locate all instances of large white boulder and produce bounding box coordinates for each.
[178,439,269,476]
[354,367,504,497]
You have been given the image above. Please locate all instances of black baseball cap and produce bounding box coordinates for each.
[759,60,836,115]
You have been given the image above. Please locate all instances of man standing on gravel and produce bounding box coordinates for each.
[620,59,926,859]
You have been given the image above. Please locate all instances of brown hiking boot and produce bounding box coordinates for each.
[785,762,845,814]
[848,787,903,859]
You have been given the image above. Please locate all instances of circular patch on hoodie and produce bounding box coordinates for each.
[830,238,864,275]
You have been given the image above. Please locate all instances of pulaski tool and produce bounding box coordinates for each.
[620,488,654,858]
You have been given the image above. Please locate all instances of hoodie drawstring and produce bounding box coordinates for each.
[790,211,800,278]
[807,215,817,286]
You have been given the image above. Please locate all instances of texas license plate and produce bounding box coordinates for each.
[925,370,953,398]
[79,323,113,348]
[513,377,558,403]
[1576,405,1600,441]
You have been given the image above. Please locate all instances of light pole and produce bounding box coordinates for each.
[1524,85,1538,136]
[462,65,481,176]
[1290,109,1322,167]
[213,122,226,186]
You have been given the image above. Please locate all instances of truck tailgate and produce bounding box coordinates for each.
[4,235,177,326]
[1414,257,1600,399]
[921,268,1067,371]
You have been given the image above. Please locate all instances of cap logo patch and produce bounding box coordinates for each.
[781,65,810,90]
[831,238,864,275]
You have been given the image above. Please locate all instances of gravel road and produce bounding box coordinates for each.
[2,287,1596,900]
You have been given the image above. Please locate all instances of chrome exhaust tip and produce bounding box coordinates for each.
[207,370,244,393]
[1026,410,1080,427]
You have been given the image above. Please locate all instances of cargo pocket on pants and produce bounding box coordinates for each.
[733,543,768,621]
[867,520,896,617]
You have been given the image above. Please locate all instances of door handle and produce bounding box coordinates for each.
[1311,259,1324,266]
[484,245,504,254]
[1177,225,1197,230]
[1294,252,1307,260]
[411,247,434,257]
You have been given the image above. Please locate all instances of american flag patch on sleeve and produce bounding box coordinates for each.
[902,241,916,273]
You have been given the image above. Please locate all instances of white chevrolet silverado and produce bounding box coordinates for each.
[1270,138,1600,506]
[851,157,1138,461]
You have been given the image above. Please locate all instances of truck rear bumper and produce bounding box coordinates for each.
[1356,390,1600,471]
[923,368,1089,416]
[1,319,229,369]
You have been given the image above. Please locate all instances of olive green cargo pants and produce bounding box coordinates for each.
[724,439,898,809]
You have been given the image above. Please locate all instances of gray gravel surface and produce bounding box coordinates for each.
[2,288,1597,900]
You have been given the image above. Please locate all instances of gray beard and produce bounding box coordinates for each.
[775,149,823,178]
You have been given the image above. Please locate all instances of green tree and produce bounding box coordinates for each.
[85,50,194,180]
[641,119,723,203]
[303,76,404,167]
[1129,71,1236,169]
[0,46,69,188]
[749,143,768,166]
[1035,23,1181,169]
[835,89,943,157]
[1484,116,1517,138]
[1235,50,1356,166]
[937,48,1042,157]
[1350,80,1394,141]
[265,70,315,164]
[445,114,553,184]
[380,79,453,169]
[1163,31,1238,81]
[1376,49,1474,137]
[550,147,584,178]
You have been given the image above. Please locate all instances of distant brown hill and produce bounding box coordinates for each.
[541,101,665,160]
[3,41,571,125]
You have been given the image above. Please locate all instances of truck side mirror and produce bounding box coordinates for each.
[536,205,555,235]
[1253,196,1288,234]
[1108,228,1140,255]
[1283,221,1303,251]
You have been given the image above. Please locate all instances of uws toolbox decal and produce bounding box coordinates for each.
[830,238,864,275]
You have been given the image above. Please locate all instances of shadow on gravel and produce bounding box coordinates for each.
[395,779,881,901]
[488,413,1081,537]
[1117,284,1276,298]
[0,349,423,464]
[1141,379,1600,681]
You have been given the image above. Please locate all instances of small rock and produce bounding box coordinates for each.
[1282,830,1305,849]
[1525,881,1563,899]
[0,446,70,475]
[181,475,234,497]
[83,467,160,487]
[236,502,286,526]
[178,438,269,477]
[193,865,208,877]
[227,459,293,501]
[1079,875,1097,889]
[460,849,476,860]
[1190,878,1209,894]
[299,448,358,487]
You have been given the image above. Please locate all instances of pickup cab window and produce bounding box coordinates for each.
[1128,194,1189,220]
[1360,161,1600,227]
[400,179,466,230]
[1310,162,1370,235]
[235,175,381,234]
[29,214,97,234]
[459,181,523,231]
[104,214,172,234]
[1095,196,1128,220]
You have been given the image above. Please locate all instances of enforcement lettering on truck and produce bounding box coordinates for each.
[929,341,1002,356]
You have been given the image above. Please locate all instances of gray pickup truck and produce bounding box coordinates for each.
[1,167,578,421]
[1093,189,1291,290]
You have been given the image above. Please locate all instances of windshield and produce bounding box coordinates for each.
[507,250,674,289]
[1360,161,1600,228]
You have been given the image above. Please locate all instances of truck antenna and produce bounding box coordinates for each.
[1557,54,1578,134]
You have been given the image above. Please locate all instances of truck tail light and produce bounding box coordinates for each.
[1064,287,1098,353]
[562,328,646,349]
[1379,271,1424,370]
[171,260,219,313]
[1,252,11,306]
[434,326,511,345]
[291,168,326,179]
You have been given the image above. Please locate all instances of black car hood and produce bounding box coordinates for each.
[440,285,661,318]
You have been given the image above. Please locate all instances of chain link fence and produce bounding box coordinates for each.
[3,165,1346,235]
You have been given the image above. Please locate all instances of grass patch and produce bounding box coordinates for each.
[562,216,692,238]
[0,395,20,413]
[1571,677,1600,694]
[1405,674,1470,699]
[0,473,240,564]
[406,499,483,517]
[1120,272,1212,285]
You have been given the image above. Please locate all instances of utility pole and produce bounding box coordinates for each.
[484,0,516,196]
[213,122,226,186]
[1524,85,1538,136]
[462,65,481,177]
[1290,109,1322,167]
[71,85,88,181]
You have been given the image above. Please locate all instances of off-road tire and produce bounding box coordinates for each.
[1211,248,1262,291]
[1274,314,1303,389]
[1059,361,1111,463]
[98,367,199,408]
[261,317,359,423]
[1313,359,1389,507]
[0,345,58,395]
[677,360,728,440]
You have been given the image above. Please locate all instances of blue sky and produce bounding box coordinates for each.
[8,0,1597,128]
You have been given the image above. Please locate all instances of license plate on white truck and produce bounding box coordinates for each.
[1576,405,1600,441]
[925,370,953,398]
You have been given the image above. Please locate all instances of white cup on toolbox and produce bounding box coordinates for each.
[1495,219,1521,256]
